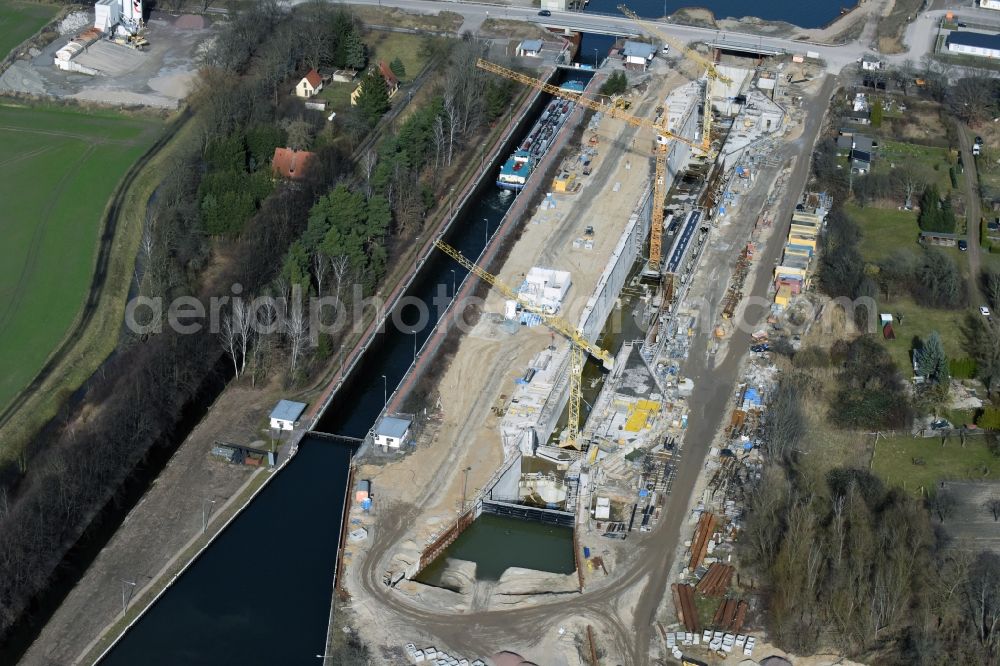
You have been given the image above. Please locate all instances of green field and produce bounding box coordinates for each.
[848,203,973,371]
[872,434,998,494]
[874,140,954,194]
[850,203,922,263]
[0,1,57,60]
[368,30,428,81]
[0,104,162,413]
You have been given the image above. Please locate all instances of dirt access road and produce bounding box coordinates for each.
[956,122,985,307]
[346,76,838,665]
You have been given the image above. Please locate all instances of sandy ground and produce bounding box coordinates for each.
[0,13,210,108]
[18,375,294,666]
[341,61,687,663]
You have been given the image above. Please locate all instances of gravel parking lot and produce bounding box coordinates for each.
[0,13,212,108]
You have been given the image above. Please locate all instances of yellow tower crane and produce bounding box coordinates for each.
[434,239,612,450]
[475,58,708,273]
[618,5,733,155]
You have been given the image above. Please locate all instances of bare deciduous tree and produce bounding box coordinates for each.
[433,115,446,172]
[362,148,378,199]
[951,77,998,126]
[221,312,241,378]
[986,497,1000,522]
[284,298,308,379]
[893,163,930,210]
[443,91,459,167]
[313,251,329,297]
[330,254,350,309]
[233,297,253,376]
[931,488,957,523]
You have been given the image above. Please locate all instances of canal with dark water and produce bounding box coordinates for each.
[587,0,851,30]
[98,69,593,666]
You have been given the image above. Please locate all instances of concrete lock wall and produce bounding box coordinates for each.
[577,185,652,342]
[487,453,523,501]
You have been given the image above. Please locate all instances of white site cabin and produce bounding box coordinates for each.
[373,416,412,448]
[269,400,307,431]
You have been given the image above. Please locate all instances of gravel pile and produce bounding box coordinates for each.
[59,11,92,36]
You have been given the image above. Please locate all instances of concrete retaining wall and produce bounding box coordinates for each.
[577,184,652,342]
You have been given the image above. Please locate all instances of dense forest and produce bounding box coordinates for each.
[745,379,1000,664]
[0,0,516,647]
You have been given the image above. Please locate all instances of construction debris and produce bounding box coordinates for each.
[688,512,717,570]
[695,563,734,596]
[671,583,701,634]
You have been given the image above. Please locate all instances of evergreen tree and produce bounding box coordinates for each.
[314,185,369,273]
[356,71,390,126]
[917,331,950,384]
[282,241,312,292]
[389,56,406,80]
[245,125,286,169]
[343,29,367,71]
[366,194,391,241]
[941,193,956,232]
[918,184,943,231]
[600,71,628,96]
[484,79,513,120]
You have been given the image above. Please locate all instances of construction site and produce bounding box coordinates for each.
[0,4,207,108]
[336,16,833,666]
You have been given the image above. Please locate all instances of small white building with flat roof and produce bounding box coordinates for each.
[517,40,543,57]
[374,416,412,448]
[269,400,307,431]
[622,41,656,70]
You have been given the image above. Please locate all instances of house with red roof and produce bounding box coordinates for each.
[295,69,323,98]
[377,60,399,95]
[350,60,400,106]
[272,147,315,180]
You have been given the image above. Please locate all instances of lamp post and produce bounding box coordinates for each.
[450,269,457,296]
[594,48,599,68]
[202,498,217,533]
[412,330,418,362]
[461,466,472,512]
[120,579,136,617]
[483,218,490,247]
[381,374,387,407]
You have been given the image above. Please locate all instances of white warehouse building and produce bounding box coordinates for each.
[947,31,1000,59]
[981,0,1000,11]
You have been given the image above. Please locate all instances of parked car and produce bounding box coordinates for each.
[750,343,770,353]
[930,419,951,430]
[976,136,984,146]
[981,305,991,317]
[959,239,968,251]
[538,9,551,16]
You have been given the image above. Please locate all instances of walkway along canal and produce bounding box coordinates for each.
[95,68,593,666]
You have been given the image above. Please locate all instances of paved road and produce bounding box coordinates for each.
[324,0,970,72]
[956,122,985,307]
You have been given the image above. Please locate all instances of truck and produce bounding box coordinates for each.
[806,50,820,59]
